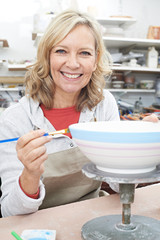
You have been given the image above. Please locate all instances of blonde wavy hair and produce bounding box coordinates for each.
[25,9,112,111]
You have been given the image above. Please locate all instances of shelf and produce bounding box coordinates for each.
[97,17,136,27]
[111,65,160,73]
[0,87,22,92]
[8,63,32,71]
[103,36,160,49]
[0,76,24,84]
[108,88,155,93]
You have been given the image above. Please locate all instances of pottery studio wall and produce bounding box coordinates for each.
[0,0,160,107]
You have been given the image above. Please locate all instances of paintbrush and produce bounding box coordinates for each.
[11,231,23,240]
[0,128,70,143]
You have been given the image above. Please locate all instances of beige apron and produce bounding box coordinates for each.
[40,146,101,209]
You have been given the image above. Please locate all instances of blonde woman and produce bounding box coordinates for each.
[0,10,155,217]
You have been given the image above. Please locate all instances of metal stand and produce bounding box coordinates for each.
[81,163,160,240]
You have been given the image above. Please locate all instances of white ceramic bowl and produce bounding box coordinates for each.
[112,81,124,89]
[69,121,160,174]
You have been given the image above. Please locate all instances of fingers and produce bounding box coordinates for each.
[24,151,48,175]
[16,129,52,155]
[16,129,47,149]
[16,129,52,176]
[143,113,159,122]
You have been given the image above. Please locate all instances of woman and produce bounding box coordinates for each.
[0,10,157,217]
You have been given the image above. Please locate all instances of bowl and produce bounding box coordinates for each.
[112,81,124,89]
[111,72,124,82]
[69,121,160,174]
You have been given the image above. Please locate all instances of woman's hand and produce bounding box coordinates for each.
[16,129,52,195]
[143,113,159,122]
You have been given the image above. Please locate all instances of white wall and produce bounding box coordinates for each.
[1,0,160,63]
[0,0,160,106]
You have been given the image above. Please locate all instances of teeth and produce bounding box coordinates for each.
[63,72,81,78]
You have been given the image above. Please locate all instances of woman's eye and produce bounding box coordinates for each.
[55,49,66,54]
[81,51,91,56]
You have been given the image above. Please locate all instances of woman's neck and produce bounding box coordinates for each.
[53,91,79,108]
[53,101,75,109]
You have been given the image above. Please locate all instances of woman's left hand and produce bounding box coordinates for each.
[143,113,159,122]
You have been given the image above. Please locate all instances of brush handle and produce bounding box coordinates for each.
[0,137,19,143]
[0,133,49,144]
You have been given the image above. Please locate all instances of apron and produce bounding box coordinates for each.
[40,146,101,209]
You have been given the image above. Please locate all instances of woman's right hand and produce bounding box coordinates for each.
[16,129,52,195]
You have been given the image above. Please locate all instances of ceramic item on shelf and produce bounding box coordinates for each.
[147,26,160,39]
[112,80,124,89]
[103,26,124,37]
[140,80,155,89]
[111,72,124,81]
[146,46,158,68]
[124,75,135,84]
[69,121,160,174]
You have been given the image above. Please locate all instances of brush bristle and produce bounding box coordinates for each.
[49,128,69,136]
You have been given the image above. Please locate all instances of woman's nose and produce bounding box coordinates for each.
[66,54,80,69]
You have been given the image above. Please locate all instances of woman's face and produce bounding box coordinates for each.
[50,24,97,99]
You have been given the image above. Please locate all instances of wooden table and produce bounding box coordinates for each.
[1,183,160,240]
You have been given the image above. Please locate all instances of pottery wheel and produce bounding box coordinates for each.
[81,163,160,240]
[82,162,160,184]
[81,215,160,240]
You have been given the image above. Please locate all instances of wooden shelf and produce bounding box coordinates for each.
[0,76,24,84]
[8,63,33,71]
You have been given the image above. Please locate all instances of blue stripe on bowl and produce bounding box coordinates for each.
[69,128,160,143]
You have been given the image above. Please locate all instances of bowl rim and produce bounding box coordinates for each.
[69,121,160,143]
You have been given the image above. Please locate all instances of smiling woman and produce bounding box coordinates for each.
[0,9,120,218]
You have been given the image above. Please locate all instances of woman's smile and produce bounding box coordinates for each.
[60,71,83,80]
